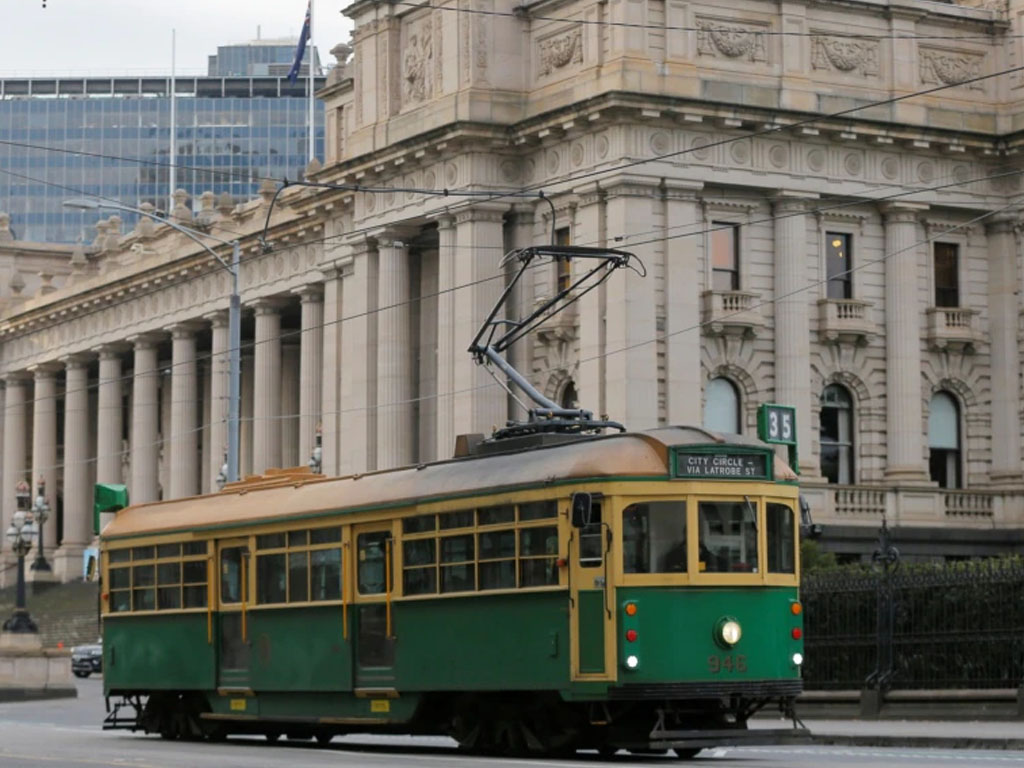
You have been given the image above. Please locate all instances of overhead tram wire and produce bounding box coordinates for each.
[392,1,1022,43]
[27,193,1022,481]
[0,160,1021,408]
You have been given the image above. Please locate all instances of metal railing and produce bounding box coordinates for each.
[803,552,1024,691]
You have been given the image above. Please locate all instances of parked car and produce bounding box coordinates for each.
[71,639,102,678]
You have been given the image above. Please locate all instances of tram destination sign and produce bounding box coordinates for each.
[672,449,770,480]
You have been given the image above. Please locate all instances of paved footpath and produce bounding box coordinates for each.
[754,717,1024,750]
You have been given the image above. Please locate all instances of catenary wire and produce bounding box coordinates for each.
[0,160,1019,411]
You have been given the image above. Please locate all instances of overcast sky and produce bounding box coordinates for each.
[3,1,354,77]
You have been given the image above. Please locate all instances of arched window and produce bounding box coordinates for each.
[929,392,962,489]
[703,378,741,434]
[560,381,578,410]
[820,384,854,484]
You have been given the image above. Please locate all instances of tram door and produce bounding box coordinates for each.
[352,523,396,689]
[569,495,615,680]
[216,538,251,689]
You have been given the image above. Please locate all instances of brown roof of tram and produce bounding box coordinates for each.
[101,426,797,540]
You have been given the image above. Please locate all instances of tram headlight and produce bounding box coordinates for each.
[792,652,804,666]
[625,655,639,669]
[715,618,742,647]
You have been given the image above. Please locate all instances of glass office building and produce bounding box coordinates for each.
[0,41,325,243]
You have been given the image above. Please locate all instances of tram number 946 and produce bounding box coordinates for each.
[708,654,747,674]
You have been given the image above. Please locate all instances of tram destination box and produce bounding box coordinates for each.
[671,447,771,480]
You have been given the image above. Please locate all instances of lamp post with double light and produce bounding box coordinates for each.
[3,480,39,634]
[29,477,50,573]
[63,198,241,485]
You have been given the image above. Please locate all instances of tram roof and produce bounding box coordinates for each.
[101,426,798,541]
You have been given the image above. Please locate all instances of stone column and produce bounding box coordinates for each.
[603,180,658,429]
[320,268,342,476]
[168,323,200,498]
[986,215,1023,484]
[773,193,816,472]
[130,334,161,503]
[30,364,60,561]
[2,375,29,552]
[376,235,414,469]
[434,215,457,460]
[57,355,91,579]
[882,203,929,481]
[206,312,229,492]
[95,345,123,485]
[294,285,324,466]
[453,205,508,438]
[252,299,283,474]
[281,343,300,468]
[665,184,705,426]
[340,238,378,475]
[574,184,605,418]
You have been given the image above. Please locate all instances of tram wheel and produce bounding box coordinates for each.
[265,731,282,743]
[316,733,333,746]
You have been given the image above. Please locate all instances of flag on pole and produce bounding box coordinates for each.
[287,2,312,84]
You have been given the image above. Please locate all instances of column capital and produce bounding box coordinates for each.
[427,212,456,230]
[59,353,91,371]
[28,362,62,379]
[879,201,928,224]
[204,309,230,328]
[985,210,1023,235]
[771,191,819,214]
[167,320,205,339]
[92,341,129,360]
[2,371,31,385]
[369,225,418,249]
[127,331,165,350]
[663,181,704,202]
[598,174,662,199]
[248,296,287,316]
[453,203,508,225]
[292,284,324,302]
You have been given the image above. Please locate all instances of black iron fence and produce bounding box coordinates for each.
[802,555,1024,691]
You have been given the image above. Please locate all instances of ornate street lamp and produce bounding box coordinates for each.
[3,481,39,633]
[29,476,51,573]
[216,452,229,491]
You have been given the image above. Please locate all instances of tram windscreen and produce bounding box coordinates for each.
[623,501,687,573]
[698,501,759,573]
[766,503,796,573]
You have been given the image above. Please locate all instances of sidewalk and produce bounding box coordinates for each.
[753,717,1024,751]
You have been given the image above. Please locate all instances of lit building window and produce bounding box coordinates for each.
[826,232,852,299]
[703,377,741,434]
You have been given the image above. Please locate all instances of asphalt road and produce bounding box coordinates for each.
[1,678,1023,767]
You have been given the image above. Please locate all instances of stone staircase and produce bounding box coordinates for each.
[0,578,100,649]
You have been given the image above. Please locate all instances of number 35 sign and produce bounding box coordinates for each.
[757,403,798,471]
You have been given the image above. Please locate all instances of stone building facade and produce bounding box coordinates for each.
[3,0,1024,581]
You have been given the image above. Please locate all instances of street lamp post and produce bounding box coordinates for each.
[3,481,39,634]
[29,477,50,573]
[64,198,241,485]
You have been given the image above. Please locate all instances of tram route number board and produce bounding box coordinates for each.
[674,451,769,480]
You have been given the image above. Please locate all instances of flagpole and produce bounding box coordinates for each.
[170,28,177,212]
[307,0,315,163]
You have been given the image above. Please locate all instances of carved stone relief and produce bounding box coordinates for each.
[538,27,583,77]
[919,48,985,91]
[696,18,768,63]
[811,35,879,78]
[402,15,433,106]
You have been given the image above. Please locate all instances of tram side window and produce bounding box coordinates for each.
[357,531,393,595]
[623,501,688,574]
[698,501,759,574]
[107,542,208,613]
[766,503,796,574]
[255,526,344,604]
[579,502,603,568]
